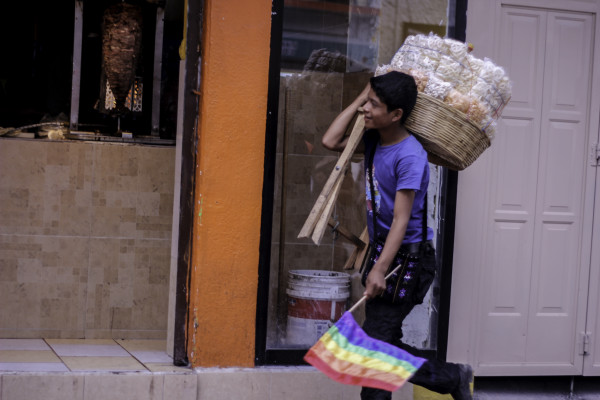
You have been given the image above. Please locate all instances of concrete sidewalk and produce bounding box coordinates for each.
[473,376,600,400]
[2,338,600,400]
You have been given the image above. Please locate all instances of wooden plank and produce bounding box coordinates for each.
[343,249,359,270]
[343,226,369,270]
[352,227,370,270]
[297,114,365,239]
[311,166,346,244]
[328,218,366,248]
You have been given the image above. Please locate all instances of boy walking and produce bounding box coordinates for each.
[321,71,473,400]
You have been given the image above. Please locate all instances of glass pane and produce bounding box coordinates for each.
[0,1,75,129]
[0,1,182,140]
[267,0,449,351]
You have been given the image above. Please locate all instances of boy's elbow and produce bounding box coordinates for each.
[321,137,335,150]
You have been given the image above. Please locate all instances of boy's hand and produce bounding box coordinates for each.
[364,266,386,299]
[358,83,371,105]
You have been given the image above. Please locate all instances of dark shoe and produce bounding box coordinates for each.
[451,364,473,400]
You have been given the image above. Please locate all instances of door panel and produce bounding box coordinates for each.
[527,12,592,370]
[475,7,594,375]
[585,146,600,374]
[476,6,545,371]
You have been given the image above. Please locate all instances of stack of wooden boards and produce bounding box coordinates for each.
[297,114,369,270]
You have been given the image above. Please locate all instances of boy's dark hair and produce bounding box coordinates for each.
[369,71,417,124]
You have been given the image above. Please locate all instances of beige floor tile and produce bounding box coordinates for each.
[0,350,60,363]
[0,362,69,372]
[45,339,129,357]
[45,339,117,346]
[116,339,166,352]
[116,339,172,363]
[2,374,84,400]
[61,356,147,372]
[0,339,50,351]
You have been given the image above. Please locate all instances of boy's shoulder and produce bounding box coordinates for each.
[396,136,428,167]
[390,134,425,156]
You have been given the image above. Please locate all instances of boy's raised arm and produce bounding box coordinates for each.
[321,83,370,152]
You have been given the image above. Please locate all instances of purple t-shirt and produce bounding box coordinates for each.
[364,130,433,244]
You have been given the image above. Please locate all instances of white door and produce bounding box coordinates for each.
[448,2,600,376]
[585,144,600,375]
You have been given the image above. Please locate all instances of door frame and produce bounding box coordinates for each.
[447,0,600,376]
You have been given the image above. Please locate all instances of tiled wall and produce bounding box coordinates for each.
[0,139,175,339]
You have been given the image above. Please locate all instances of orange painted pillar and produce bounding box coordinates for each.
[187,0,272,367]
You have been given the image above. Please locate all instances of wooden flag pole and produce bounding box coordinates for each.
[347,262,405,314]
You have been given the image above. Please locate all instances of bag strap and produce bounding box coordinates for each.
[367,141,378,241]
[367,138,428,248]
[422,187,428,246]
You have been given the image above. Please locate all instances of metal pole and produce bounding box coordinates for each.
[70,1,83,131]
[151,6,165,136]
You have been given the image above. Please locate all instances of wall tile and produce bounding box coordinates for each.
[284,72,344,158]
[282,153,338,246]
[0,140,175,339]
[86,238,169,336]
[0,235,88,337]
[62,356,146,372]
[0,141,93,237]
[137,146,175,195]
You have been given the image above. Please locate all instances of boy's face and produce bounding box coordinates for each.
[362,89,402,130]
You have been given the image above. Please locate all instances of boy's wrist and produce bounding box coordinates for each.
[372,260,390,273]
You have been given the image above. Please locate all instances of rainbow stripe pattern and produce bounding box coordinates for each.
[304,311,426,392]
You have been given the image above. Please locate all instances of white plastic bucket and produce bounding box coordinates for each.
[286,269,351,347]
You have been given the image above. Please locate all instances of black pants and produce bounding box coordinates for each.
[360,243,461,400]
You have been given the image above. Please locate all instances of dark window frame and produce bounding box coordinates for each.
[255,0,468,366]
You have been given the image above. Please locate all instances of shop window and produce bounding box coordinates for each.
[260,0,450,364]
[0,0,183,143]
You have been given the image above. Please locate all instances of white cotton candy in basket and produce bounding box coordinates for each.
[444,38,469,64]
[435,57,468,89]
[381,34,512,147]
[418,56,438,73]
[466,55,484,79]
[478,58,512,104]
[466,99,490,127]
[403,35,420,47]
[375,64,394,76]
[470,80,495,105]
[391,49,421,72]
[424,74,452,100]
[425,33,448,53]
[408,69,429,92]
[483,119,497,140]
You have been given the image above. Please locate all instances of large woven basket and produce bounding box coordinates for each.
[405,93,490,171]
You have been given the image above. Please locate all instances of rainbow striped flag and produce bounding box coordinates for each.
[304,311,426,392]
